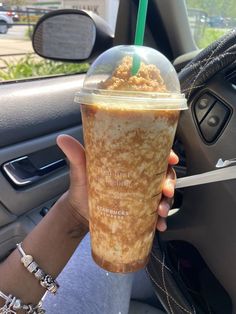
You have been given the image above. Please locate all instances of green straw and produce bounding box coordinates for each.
[131,0,149,75]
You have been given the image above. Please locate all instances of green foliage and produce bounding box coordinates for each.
[186,0,234,48]
[20,15,41,23]
[197,27,227,48]
[24,26,34,40]
[7,0,26,6]
[0,55,89,81]
[185,0,236,18]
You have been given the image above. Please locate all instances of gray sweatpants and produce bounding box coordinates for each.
[43,234,158,314]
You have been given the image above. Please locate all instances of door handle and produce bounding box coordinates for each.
[2,156,66,187]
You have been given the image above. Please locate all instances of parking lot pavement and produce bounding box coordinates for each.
[0,25,34,67]
[0,38,33,55]
[0,25,28,39]
[0,39,34,69]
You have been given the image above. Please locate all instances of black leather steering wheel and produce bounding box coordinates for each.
[147,29,236,314]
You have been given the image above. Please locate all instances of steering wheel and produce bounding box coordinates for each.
[147,29,236,314]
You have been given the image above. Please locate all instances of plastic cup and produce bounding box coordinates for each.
[75,45,187,273]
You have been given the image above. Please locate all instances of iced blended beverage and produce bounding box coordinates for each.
[75,46,187,273]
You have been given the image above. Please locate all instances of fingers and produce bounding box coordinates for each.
[156,158,177,232]
[156,217,167,232]
[157,198,172,218]
[57,134,85,167]
[156,199,173,232]
[168,150,179,165]
[165,149,178,197]
[57,134,87,186]
[162,166,176,198]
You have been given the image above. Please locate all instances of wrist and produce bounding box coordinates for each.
[59,192,89,231]
[0,191,89,308]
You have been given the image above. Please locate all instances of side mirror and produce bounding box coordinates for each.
[32,9,114,62]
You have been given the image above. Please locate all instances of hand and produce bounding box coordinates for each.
[156,150,178,232]
[57,134,178,232]
[57,134,89,223]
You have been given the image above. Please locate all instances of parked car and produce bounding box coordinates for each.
[8,10,19,22]
[0,0,236,313]
[0,4,13,34]
[224,17,236,28]
[208,15,227,28]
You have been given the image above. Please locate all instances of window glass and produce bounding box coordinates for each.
[0,0,119,82]
[185,0,236,48]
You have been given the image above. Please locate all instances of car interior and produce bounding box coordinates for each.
[0,0,236,313]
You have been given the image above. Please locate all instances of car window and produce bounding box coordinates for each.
[185,0,236,48]
[0,0,119,82]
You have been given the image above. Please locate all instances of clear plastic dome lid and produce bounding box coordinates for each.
[75,45,187,110]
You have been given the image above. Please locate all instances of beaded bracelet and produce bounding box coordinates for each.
[16,243,59,295]
[0,290,45,314]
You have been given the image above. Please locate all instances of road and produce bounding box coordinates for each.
[0,25,34,67]
[0,25,29,40]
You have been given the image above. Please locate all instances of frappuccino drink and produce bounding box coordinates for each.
[75,46,187,273]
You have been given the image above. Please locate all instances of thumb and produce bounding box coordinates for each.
[56,134,87,187]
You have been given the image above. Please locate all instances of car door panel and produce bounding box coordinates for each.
[0,74,85,259]
[0,75,84,148]
[0,216,35,261]
[0,203,16,227]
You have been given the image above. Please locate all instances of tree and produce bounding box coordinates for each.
[3,0,26,7]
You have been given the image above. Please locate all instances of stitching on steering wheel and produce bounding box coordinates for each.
[150,251,173,272]
[187,29,235,97]
[182,83,205,94]
[161,253,174,313]
[183,52,236,72]
[181,49,236,95]
[147,270,196,314]
[150,252,197,314]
